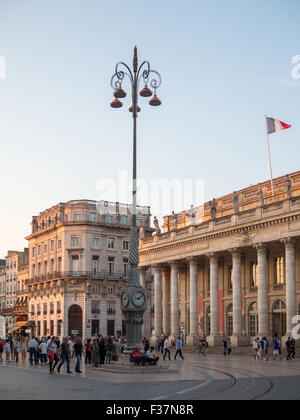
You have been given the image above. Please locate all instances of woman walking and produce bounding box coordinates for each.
[91,339,100,367]
[85,339,91,365]
[4,339,11,363]
[20,337,27,362]
[105,337,114,364]
[99,338,106,365]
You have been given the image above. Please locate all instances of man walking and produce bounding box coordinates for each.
[174,336,184,360]
[163,335,171,361]
[73,337,84,373]
[28,336,38,365]
[58,337,72,374]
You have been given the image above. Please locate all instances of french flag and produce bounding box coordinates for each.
[266,117,291,135]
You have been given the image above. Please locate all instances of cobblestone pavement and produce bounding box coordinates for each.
[0,352,300,400]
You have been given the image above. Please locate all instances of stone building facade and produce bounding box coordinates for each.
[0,262,6,312]
[25,200,153,340]
[139,171,300,347]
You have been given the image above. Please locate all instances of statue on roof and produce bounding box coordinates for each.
[258,184,265,207]
[286,175,292,199]
[171,211,178,231]
[153,216,161,236]
[233,191,239,214]
[210,199,217,220]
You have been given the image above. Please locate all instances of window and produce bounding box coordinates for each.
[107,302,116,314]
[108,237,115,249]
[250,262,258,287]
[43,320,47,336]
[228,265,233,290]
[50,303,54,314]
[50,259,54,273]
[274,257,285,285]
[93,237,100,248]
[44,261,47,275]
[38,245,41,256]
[123,258,128,277]
[106,215,113,224]
[123,241,129,251]
[32,265,35,277]
[108,257,115,276]
[50,320,54,336]
[57,302,61,314]
[92,256,99,275]
[38,263,41,276]
[121,215,128,225]
[44,243,48,254]
[91,300,100,314]
[71,236,79,248]
[37,321,41,337]
[107,284,115,295]
[226,304,233,337]
[31,305,35,315]
[71,256,79,273]
[57,239,62,249]
[37,304,41,315]
[248,302,258,337]
[58,257,62,273]
[206,307,211,337]
[43,304,47,315]
[32,247,36,257]
[89,212,96,222]
[57,320,62,336]
[50,240,54,251]
[74,213,82,221]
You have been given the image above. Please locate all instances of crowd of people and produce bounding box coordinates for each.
[0,335,126,373]
[252,335,297,361]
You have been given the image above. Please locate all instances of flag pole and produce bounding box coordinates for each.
[265,115,275,202]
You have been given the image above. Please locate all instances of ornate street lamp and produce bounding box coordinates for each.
[110,47,161,350]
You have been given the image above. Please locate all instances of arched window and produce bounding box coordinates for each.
[206,306,211,337]
[272,300,286,338]
[248,302,258,337]
[226,304,233,337]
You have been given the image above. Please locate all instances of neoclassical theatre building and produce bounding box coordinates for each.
[25,200,153,340]
[139,171,300,347]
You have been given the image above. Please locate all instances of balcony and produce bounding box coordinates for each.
[26,271,127,285]
[91,309,100,314]
[107,309,116,315]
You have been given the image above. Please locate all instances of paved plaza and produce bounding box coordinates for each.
[0,352,300,400]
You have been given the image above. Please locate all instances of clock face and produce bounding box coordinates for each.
[121,292,129,307]
[132,291,145,307]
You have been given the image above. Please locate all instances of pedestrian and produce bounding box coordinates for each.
[199,338,207,357]
[161,335,165,354]
[227,338,232,356]
[144,339,150,354]
[85,339,91,364]
[263,337,269,361]
[14,338,20,363]
[253,338,260,361]
[259,337,265,360]
[91,338,100,367]
[73,337,84,373]
[99,337,106,365]
[4,339,11,363]
[48,337,59,373]
[154,336,160,352]
[142,346,159,366]
[113,337,122,361]
[174,336,184,360]
[273,335,281,361]
[286,337,292,361]
[57,337,72,374]
[163,336,171,361]
[290,338,296,360]
[180,331,185,347]
[28,336,38,365]
[0,338,4,362]
[39,338,48,365]
[223,339,228,356]
[20,337,27,362]
[105,337,114,364]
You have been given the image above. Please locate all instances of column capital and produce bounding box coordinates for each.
[168,260,179,269]
[253,243,267,255]
[229,248,242,259]
[138,266,147,274]
[206,252,218,264]
[281,237,296,250]
[151,264,161,273]
[186,256,198,266]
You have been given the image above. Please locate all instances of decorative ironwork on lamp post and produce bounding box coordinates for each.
[110,47,161,349]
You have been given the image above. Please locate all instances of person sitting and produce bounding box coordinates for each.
[142,346,159,366]
[131,348,144,366]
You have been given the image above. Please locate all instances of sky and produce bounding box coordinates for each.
[0,0,299,258]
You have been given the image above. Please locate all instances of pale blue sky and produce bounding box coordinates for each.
[0,0,299,258]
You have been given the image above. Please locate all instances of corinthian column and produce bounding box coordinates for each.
[170,261,179,341]
[230,249,248,346]
[281,238,296,339]
[139,267,149,338]
[254,243,269,338]
[207,253,222,346]
[162,268,171,336]
[187,257,199,346]
[153,265,162,338]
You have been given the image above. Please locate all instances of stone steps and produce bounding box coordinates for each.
[93,364,177,374]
